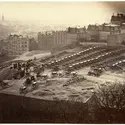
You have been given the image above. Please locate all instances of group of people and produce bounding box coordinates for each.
[20,75,37,94]
[12,59,34,79]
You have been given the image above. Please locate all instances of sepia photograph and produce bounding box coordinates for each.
[0,0,125,123]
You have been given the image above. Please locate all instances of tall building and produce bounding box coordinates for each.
[87,23,121,42]
[29,38,38,51]
[72,27,87,42]
[38,32,53,50]
[67,27,78,34]
[3,34,29,56]
[38,30,78,50]
[111,13,125,25]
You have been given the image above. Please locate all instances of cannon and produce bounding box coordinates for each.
[51,72,58,78]
[41,74,48,80]
[32,81,38,90]
[88,71,100,77]
[19,86,27,94]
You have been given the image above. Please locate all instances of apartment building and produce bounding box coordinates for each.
[4,34,29,56]
[107,33,125,46]
[77,27,88,42]
[111,13,125,25]
[38,32,53,50]
[38,30,78,50]
[87,23,121,42]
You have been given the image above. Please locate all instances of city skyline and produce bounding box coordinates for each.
[0,2,120,26]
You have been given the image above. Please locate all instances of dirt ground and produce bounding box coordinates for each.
[1,65,124,104]
[14,50,51,61]
[1,46,125,103]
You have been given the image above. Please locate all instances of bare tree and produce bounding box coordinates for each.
[95,82,125,123]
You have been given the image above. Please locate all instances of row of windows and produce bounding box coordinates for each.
[7,49,28,51]
[7,44,28,47]
[9,41,28,44]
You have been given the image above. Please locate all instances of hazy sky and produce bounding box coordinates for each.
[0,2,123,26]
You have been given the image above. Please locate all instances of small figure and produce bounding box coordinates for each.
[32,81,38,90]
[34,57,36,60]
[51,72,58,78]
[20,86,27,94]
[20,70,25,78]
[25,77,31,85]
[36,72,41,78]
[31,76,35,81]
[13,63,17,69]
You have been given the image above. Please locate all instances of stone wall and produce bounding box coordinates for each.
[0,93,94,123]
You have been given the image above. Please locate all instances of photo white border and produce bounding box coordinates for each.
[0,0,124,125]
[0,0,124,2]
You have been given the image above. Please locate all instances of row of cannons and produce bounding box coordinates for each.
[88,57,125,77]
[45,46,106,68]
[67,48,125,72]
[39,46,123,69]
[25,46,109,73]
[15,47,125,81]
[38,46,125,78]
[88,59,125,77]
[35,46,107,73]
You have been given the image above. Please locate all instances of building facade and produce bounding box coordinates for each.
[38,30,78,50]
[111,13,125,25]
[4,34,29,56]
[98,31,110,42]
[77,27,87,42]
[38,32,53,50]
[87,23,121,42]
[29,38,38,51]
[53,31,67,46]
[107,33,125,46]
[67,33,77,44]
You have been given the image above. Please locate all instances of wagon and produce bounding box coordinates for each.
[19,86,27,94]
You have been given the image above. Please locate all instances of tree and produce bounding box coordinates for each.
[95,82,125,123]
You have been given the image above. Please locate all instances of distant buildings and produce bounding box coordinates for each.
[107,33,125,46]
[107,13,125,46]
[3,12,125,52]
[3,34,38,56]
[38,23,122,50]
[0,15,13,40]
[0,23,12,40]
[38,29,78,50]
[87,23,121,42]
[38,32,53,50]
[75,27,87,42]
[3,35,29,56]
[111,13,125,25]
[29,38,38,51]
